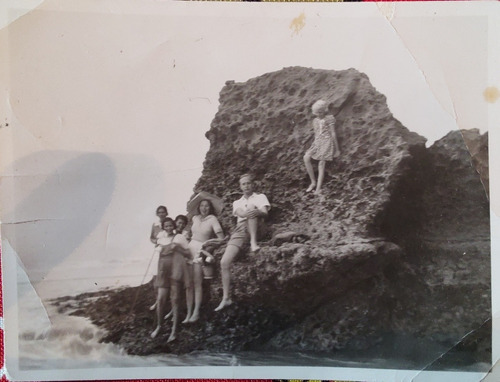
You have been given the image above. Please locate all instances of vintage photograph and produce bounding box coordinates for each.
[0,1,497,381]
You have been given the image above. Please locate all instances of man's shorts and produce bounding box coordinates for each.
[227,221,250,249]
[227,219,265,249]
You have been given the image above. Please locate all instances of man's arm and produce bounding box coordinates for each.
[247,194,270,219]
[246,205,269,219]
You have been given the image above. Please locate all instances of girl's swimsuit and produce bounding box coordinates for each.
[188,215,223,262]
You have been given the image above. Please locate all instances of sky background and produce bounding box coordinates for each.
[0,0,494,298]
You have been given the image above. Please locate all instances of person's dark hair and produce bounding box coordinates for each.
[156,205,168,215]
[198,199,216,216]
[162,217,175,229]
[175,214,188,225]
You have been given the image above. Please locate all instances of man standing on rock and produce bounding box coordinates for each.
[215,174,270,311]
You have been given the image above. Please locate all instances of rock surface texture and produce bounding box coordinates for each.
[59,68,490,369]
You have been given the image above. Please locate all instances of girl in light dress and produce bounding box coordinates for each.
[303,100,340,195]
[149,205,168,311]
[186,199,224,322]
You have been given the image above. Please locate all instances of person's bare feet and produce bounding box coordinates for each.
[149,302,157,311]
[167,332,176,343]
[214,299,233,312]
[164,310,172,320]
[181,315,191,324]
[188,312,199,322]
[306,183,316,193]
[151,326,160,339]
[250,245,261,253]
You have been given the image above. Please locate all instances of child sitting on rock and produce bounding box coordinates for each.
[303,99,340,195]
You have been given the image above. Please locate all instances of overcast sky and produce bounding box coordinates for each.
[0,0,494,292]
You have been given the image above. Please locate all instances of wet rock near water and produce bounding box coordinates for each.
[53,280,294,356]
[58,67,490,369]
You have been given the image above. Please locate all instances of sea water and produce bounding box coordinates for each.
[15,257,491,373]
[16,258,244,370]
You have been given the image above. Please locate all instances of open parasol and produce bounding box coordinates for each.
[186,191,224,217]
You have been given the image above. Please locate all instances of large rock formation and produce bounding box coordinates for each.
[195,67,425,319]
[58,67,490,368]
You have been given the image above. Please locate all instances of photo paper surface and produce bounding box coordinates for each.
[0,1,499,381]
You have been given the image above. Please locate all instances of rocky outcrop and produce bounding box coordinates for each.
[59,67,490,368]
[385,130,490,341]
[195,67,425,321]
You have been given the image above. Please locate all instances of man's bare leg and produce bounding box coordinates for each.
[247,218,260,252]
[215,244,239,311]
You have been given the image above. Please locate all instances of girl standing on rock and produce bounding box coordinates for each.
[304,99,340,195]
[149,205,169,311]
[175,214,194,323]
[159,215,192,323]
[151,218,190,342]
[187,198,224,322]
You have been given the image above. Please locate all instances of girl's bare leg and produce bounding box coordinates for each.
[150,291,158,311]
[165,310,172,320]
[183,286,193,323]
[315,160,326,194]
[189,264,203,322]
[149,283,158,310]
[168,282,179,342]
[151,287,168,338]
[182,281,193,323]
[304,154,316,192]
[215,245,239,311]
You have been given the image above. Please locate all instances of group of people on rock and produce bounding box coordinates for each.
[149,174,270,342]
[147,99,339,342]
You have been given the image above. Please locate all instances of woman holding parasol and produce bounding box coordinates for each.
[186,191,225,322]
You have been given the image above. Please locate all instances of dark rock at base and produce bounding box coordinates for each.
[379,129,490,367]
